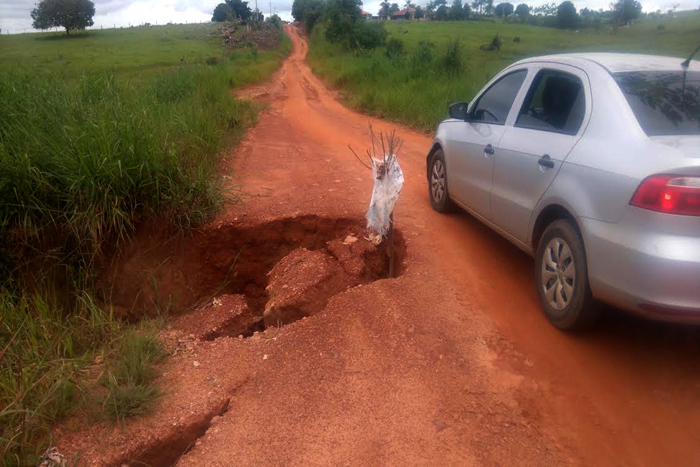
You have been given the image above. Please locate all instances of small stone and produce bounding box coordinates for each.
[193,361,200,367]
[238,334,244,339]
[94,356,104,365]
[263,354,268,360]
[342,235,358,245]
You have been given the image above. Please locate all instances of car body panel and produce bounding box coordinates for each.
[492,63,593,242]
[443,121,505,218]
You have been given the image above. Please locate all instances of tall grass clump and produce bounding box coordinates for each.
[1,288,119,463]
[0,65,255,262]
[99,330,166,423]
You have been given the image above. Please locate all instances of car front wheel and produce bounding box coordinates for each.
[429,149,454,213]
[535,219,600,330]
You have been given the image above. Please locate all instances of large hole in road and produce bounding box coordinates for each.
[100,215,406,335]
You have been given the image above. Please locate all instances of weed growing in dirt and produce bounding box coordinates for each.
[99,331,166,423]
[308,12,700,130]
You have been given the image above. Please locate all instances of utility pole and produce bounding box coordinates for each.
[269,2,272,15]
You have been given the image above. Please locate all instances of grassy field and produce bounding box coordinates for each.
[0,23,287,84]
[308,11,700,131]
[0,22,289,463]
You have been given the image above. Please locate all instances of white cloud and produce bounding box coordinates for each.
[0,0,697,34]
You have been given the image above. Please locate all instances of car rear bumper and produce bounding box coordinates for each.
[581,208,700,323]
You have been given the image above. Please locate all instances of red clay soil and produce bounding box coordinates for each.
[56,24,700,466]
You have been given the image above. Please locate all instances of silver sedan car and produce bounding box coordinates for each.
[426,53,700,330]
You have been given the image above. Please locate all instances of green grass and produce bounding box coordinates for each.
[0,23,291,464]
[99,330,166,423]
[1,290,120,463]
[308,11,700,131]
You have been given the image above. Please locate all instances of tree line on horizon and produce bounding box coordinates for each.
[369,0,647,29]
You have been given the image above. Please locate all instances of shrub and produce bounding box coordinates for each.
[410,40,435,69]
[348,21,387,50]
[205,56,219,65]
[441,39,462,74]
[385,38,405,59]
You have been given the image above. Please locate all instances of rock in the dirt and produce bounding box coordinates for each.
[37,447,67,467]
[170,294,259,341]
[263,248,346,327]
[327,235,380,279]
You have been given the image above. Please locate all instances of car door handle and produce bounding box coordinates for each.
[538,154,555,169]
[484,144,495,156]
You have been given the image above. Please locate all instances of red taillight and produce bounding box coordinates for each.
[630,175,700,216]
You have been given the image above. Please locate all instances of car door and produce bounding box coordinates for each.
[490,65,591,242]
[446,69,528,219]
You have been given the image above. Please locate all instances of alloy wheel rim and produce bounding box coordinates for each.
[541,237,576,311]
[431,159,446,202]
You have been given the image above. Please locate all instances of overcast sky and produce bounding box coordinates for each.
[0,0,697,34]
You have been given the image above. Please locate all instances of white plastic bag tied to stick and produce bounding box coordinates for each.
[367,154,403,238]
[348,125,404,278]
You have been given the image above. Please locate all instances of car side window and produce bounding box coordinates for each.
[516,69,585,135]
[470,70,527,125]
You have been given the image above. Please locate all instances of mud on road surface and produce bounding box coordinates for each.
[57,24,700,466]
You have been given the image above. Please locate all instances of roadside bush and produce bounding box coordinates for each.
[349,21,387,50]
[441,39,462,74]
[385,38,405,59]
[411,41,434,65]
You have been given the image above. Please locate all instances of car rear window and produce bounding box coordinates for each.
[614,70,700,136]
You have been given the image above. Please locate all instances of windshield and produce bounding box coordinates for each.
[614,70,700,136]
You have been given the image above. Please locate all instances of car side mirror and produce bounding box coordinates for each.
[449,101,469,120]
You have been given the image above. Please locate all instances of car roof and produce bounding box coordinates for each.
[513,53,700,73]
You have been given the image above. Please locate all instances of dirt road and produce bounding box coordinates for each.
[59,24,700,466]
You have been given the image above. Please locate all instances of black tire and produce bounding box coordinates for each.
[428,149,455,213]
[535,219,600,331]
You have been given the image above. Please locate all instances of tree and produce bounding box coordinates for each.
[449,0,469,21]
[533,2,557,15]
[390,3,400,13]
[379,0,391,18]
[435,4,449,19]
[292,0,324,31]
[557,0,578,28]
[515,3,530,18]
[225,0,252,20]
[484,0,494,15]
[31,0,95,36]
[325,0,362,43]
[494,2,514,17]
[212,3,233,21]
[404,0,416,8]
[415,5,425,18]
[426,0,436,17]
[612,0,642,25]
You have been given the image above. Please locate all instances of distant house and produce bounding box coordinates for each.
[391,7,415,20]
[361,11,373,19]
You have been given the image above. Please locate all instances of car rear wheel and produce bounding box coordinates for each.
[535,219,600,330]
[429,149,454,213]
